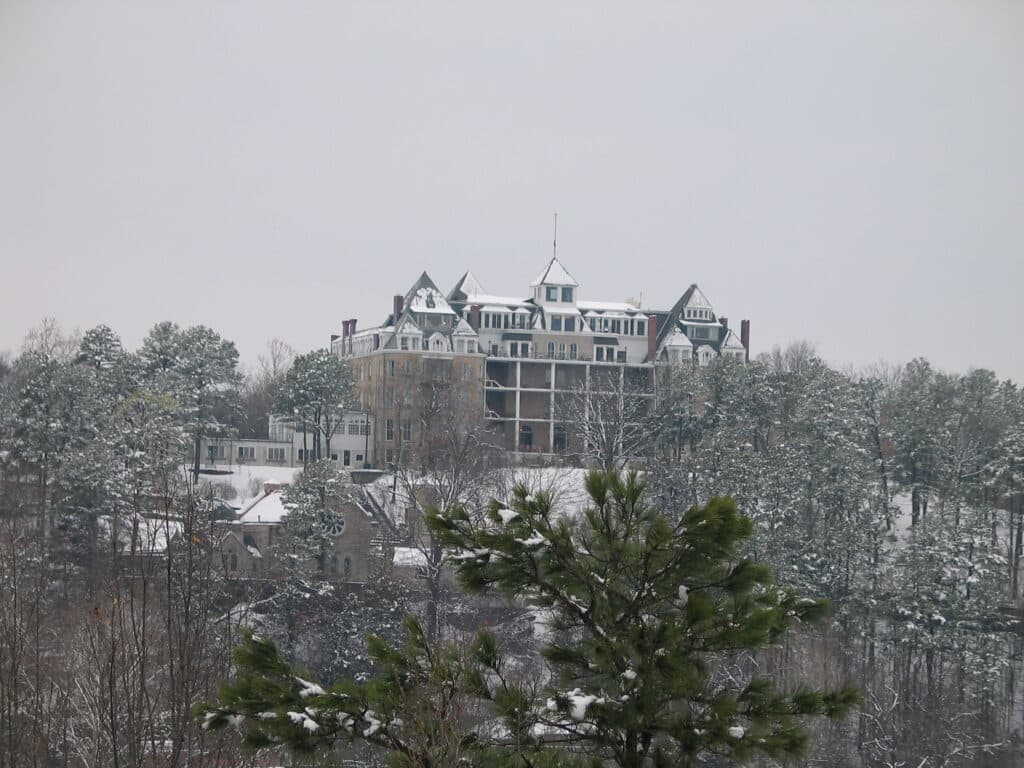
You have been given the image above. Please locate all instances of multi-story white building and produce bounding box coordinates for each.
[193,412,374,470]
[332,256,750,459]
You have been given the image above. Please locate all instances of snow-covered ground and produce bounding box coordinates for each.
[193,464,301,509]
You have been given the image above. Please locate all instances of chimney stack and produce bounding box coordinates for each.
[468,305,481,331]
[718,316,728,330]
[393,295,404,324]
[348,319,357,354]
[740,319,750,363]
[646,314,659,362]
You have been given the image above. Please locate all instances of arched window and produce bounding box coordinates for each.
[343,557,352,578]
[329,554,339,574]
[547,342,555,359]
[229,553,237,571]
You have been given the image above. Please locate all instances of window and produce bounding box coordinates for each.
[348,422,359,435]
[400,336,409,350]
[388,360,395,376]
[561,287,573,302]
[616,349,627,363]
[692,327,710,340]
[545,286,558,301]
[551,316,562,331]
[558,343,566,359]
[229,553,237,571]
[331,453,338,461]
[462,363,472,380]
[637,320,646,336]
[404,359,412,373]
[355,453,363,463]
[237,446,255,460]
[467,341,476,353]
[360,422,370,435]
[267,447,285,462]
[611,319,622,334]
[385,387,394,406]
[207,444,225,460]
[569,343,578,360]
[401,419,411,441]
[385,419,394,441]
[547,342,555,358]
[343,450,351,466]
[343,557,352,578]
[564,317,575,332]
[385,449,395,464]
[297,449,307,461]
[329,554,339,574]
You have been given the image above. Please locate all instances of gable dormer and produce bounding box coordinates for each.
[682,285,714,322]
[530,256,579,306]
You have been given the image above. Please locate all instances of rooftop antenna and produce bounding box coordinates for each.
[552,210,558,260]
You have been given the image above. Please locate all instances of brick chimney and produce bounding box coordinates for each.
[718,316,728,330]
[740,319,750,362]
[646,314,659,362]
[348,318,357,354]
[468,305,481,331]
[393,295,404,324]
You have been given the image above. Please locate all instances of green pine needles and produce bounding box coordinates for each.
[198,470,859,767]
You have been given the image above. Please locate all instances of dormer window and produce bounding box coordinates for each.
[546,286,558,301]
[561,287,574,303]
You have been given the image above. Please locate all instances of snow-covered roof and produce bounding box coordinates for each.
[395,315,423,335]
[409,287,455,315]
[452,270,486,297]
[722,328,745,349]
[662,327,693,348]
[404,272,456,316]
[98,514,182,554]
[238,491,289,524]
[577,300,640,313]
[393,547,428,567]
[452,317,478,336]
[473,299,536,311]
[684,285,713,310]
[531,256,578,287]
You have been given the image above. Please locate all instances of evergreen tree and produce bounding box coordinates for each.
[199,471,857,766]
[275,349,355,467]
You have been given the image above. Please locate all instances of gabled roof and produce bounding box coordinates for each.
[684,285,713,310]
[395,314,423,335]
[238,491,289,524]
[722,327,745,349]
[448,271,487,301]
[656,284,697,349]
[531,256,578,287]
[662,327,693,348]
[452,317,478,336]
[404,272,456,316]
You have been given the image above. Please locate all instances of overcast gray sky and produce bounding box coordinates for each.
[2,1,1022,380]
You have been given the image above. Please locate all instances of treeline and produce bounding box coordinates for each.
[644,346,1024,765]
[1,317,1022,767]
[0,320,255,768]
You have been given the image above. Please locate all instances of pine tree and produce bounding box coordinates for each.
[274,349,355,467]
[199,470,858,766]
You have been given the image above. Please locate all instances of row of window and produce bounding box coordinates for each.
[543,286,575,303]
[685,308,713,321]
[384,418,413,442]
[482,312,529,330]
